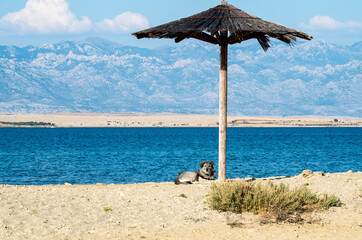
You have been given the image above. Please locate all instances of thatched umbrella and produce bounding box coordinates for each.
[133,1,312,182]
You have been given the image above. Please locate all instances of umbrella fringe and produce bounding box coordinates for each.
[257,36,271,52]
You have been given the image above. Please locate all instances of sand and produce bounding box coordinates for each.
[0,171,361,240]
[0,113,361,127]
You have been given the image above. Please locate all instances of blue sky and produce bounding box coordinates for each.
[0,0,361,48]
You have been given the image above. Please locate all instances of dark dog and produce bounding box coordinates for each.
[174,161,216,185]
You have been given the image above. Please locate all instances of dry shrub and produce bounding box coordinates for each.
[208,181,340,222]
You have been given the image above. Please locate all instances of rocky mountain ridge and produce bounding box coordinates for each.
[0,38,361,116]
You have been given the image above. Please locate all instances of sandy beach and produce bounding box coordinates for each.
[0,113,361,128]
[0,171,361,240]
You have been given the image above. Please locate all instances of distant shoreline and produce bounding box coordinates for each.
[1,113,361,128]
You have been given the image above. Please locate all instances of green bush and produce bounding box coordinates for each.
[208,181,340,221]
[103,206,111,212]
[0,121,55,126]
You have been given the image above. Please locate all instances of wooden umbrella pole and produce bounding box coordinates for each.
[218,35,228,182]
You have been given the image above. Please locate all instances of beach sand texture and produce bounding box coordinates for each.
[0,171,361,240]
[0,113,361,127]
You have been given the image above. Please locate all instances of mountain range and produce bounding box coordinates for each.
[0,37,361,117]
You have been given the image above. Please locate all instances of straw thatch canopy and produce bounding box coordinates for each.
[133,2,312,51]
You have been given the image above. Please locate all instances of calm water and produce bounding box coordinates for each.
[0,127,361,185]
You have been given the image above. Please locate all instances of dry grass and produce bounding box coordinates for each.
[208,181,340,223]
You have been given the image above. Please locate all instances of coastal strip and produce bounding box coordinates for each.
[0,113,361,128]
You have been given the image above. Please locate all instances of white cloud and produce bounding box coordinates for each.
[300,16,362,30]
[0,0,91,35]
[96,12,149,33]
[0,0,149,36]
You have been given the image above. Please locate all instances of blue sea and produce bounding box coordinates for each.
[0,127,361,185]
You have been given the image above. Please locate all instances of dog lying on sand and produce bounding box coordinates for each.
[174,161,216,185]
